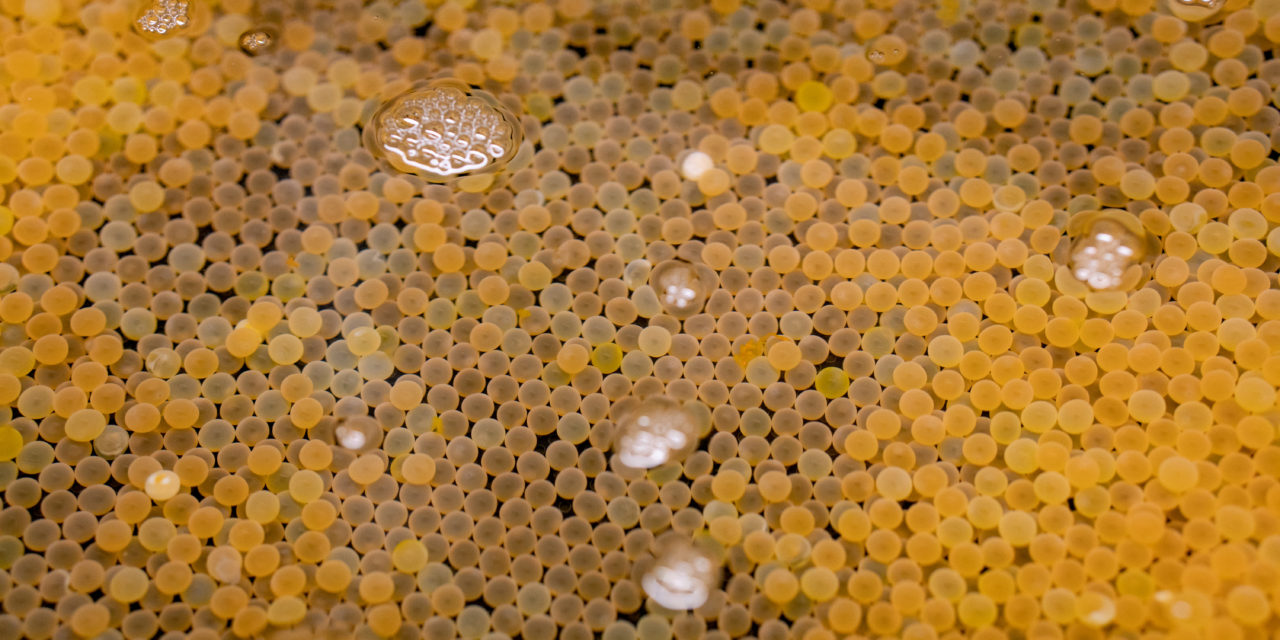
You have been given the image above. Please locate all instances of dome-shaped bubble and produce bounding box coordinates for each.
[649,259,713,319]
[1063,210,1158,292]
[642,536,721,610]
[363,79,523,182]
[612,395,702,470]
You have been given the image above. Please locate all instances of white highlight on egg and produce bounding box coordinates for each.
[1083,597,1116,626]
[680,151,714,181]
[337,426,367,451]
[144,470,180,501]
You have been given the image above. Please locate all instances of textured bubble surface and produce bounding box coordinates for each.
[612,395,700,470]
[1066,210,1156,291]
[364,81,521,181]
[649,259,710,319]
[238,29,274,56]
[642,538,720,610]
[134,0,191,38]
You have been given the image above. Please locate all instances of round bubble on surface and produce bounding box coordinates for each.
[1166,0,1224,21]
[613,395,701,470]
[1064,210,1157,292]
[334,417,382,453]
[642,537,721,610]
[144,470,181,501]
[363,79,523,182]
[239,29,275,56]
[649,259,713,319]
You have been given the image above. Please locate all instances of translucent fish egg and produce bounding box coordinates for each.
[363,79,523,182]
[623,259,652,289]
[649,259,713,319]
[1078,593,1117,627]
[134,0,192,39]
[145,348,181,378]
[613,395,700,470]
[642,537,720,610]
[1063,210,1157,292]
[239,29,275,56]
[1166,0,1224,22]
[144,470,181,501]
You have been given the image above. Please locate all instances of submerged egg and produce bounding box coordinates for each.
[642,537,721,610]
[613,396,700,469]
[363,79,522,181]
[1064,210,1157,291]
[649,259,711,319]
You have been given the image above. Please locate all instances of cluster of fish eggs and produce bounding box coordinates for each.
[0,0,1278,638]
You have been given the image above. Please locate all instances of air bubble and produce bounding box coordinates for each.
[239,29,275,56]
[364,79,523,182]
[144,470,181,502]
[649,259,712,319]
[612,395,701,470]
[1166,0,1224,22]
[1063,210,1157,292]
[641,536,720,610]
[867,35,908,66]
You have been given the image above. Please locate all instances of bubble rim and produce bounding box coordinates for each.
[360,77,525,184]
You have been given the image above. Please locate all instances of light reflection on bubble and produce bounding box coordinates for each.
[144,470,181,501]
[239,29,275,56]
[1064,210,1156,292]
[364,79,522,182]
[642,536,720,610]
[1166,0,1225,22]
[649,259,711,319]
[613,395,700,470]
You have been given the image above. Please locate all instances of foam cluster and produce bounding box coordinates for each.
[134,0,191,38]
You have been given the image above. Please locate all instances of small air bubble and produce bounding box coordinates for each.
[239,29,275,56]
